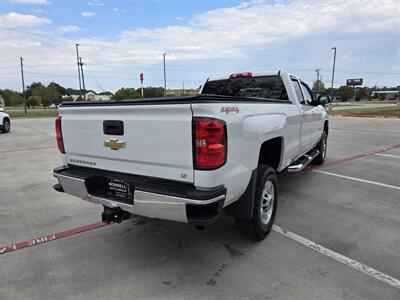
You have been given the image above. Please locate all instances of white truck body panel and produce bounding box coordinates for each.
[191,102,301,206]
[59,104,194,183]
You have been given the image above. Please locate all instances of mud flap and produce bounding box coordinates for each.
[224,168,257,219]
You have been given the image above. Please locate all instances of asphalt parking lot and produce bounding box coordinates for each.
[1,116,399,299]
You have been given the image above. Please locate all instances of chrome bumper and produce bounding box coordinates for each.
[54,170,225,224]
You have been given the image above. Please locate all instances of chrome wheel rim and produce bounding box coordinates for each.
[260,179,274,225]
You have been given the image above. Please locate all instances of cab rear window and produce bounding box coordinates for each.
[201,75,288,100]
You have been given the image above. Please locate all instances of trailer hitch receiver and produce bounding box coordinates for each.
[102,206,131,223]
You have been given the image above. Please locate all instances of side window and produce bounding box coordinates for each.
[301,83,314,105]
[291,79,305,104]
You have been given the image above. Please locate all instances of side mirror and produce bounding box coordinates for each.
[317,95,331,106]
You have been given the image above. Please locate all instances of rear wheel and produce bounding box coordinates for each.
[313,131,327,165]
[1,118,10,133]
[235,165,278,240]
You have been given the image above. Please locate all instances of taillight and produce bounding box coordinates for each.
[55,116,65,154]
[229,72,252,79]
[193,117,227,170]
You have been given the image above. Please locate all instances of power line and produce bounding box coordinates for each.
[24,71,76,78]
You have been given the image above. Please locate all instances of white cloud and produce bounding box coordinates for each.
[0,12,51,28]
[81,11,96,18]
[58,25,80,33]
[32,8,44,13]
[88,0,103,6]
[1,0,399,90]
[112,8,125,15]
[11,0,50,4]
[175,16,184,21]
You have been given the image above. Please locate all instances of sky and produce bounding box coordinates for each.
[0,0,399,93]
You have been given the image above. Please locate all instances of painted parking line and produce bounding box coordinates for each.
[313,170,400,191]
[330,114,400,119]
[0,146,54,154]
[273,225,400,289]
[0,222,110,255]
[374,153,400,159]
[313,143,400,170]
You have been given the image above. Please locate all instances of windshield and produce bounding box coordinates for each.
[201,75,288,100]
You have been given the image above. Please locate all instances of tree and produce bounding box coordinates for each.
[27,96,41,108]
[0,89,24,106]
[99,91,113,96]
[355,87,369,101]
[48,82,65,104]
[325,87,337,98]
[26,82,45,98]
[42,86,59,107]
[65,88,80,96]
[312,80,326,95]
[142,87,164,98]
[336,86,353,102]
[113,88,140,100]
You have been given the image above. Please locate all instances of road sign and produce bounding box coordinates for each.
[140,73,144,83]
[346,78,363,86]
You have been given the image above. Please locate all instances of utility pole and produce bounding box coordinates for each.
[330,47,336,103]
[182,82,185,96]
[75,44,82,99]
[315,68,321,95]
[163,53,167,96]
[79,57,86,100]
[20,57,27,114]
[140,73,144,97]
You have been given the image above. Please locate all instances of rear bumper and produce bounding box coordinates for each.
[53,166,226,225]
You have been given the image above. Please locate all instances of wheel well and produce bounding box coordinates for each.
[324,120,329,134]
[258,137,283,171]
[4,117,9,123]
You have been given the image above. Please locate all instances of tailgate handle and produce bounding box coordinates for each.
[103,120,124,136]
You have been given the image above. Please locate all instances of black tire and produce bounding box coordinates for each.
[313,131,327,165]
[235,165,278,240]
[1,118,10,133]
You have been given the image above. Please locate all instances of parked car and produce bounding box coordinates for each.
[53,71,330,240]
[0,108,11,133]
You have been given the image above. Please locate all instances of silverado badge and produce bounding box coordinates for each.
[104,138,126,150]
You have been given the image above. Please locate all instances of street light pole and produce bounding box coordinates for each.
[330,47,337,101]
[163,53,167,96]
[75,44,82,99]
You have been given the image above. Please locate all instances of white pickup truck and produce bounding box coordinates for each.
[0,108,11,133]
[53,71,330,240]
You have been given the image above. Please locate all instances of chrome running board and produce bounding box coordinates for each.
[287,149,319,173]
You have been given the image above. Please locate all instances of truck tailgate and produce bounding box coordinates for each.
[59,104,194,183]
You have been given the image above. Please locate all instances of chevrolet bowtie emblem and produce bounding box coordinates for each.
[104,138,126,150]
